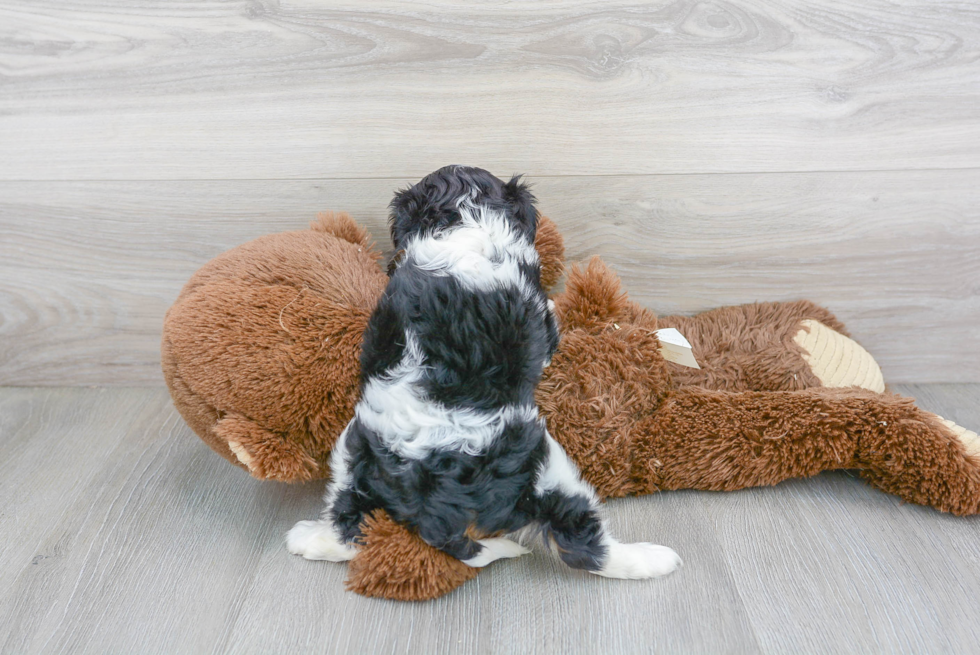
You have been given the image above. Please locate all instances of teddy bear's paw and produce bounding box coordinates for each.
[286,519,358,562]
[793,319,885,392]
[461,538,532,568]
[591,541,682,580]
[215,414,321,483]
[930,414,980,458]
[226,439,257,471]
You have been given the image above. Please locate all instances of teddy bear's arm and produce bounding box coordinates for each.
[657,301,884,394]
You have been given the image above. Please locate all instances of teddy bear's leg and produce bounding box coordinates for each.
[658,300,884,393]
[631,387,864,496]
[213,413,321,483]
[629,386,980,515]
[856,405,980,516]
[932,416,980,456]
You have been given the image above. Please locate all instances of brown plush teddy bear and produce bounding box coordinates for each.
[162,212,979,601]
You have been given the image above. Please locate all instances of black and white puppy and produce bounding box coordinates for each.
[287,165,680,579]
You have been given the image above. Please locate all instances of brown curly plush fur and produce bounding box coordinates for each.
[658,300,849,392]
[162,213,980,601]
[543,260,979,512]
[533,215,565,291]
[162,212,386,481]
[346,510,480,600]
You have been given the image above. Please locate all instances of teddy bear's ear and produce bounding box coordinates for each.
[534,215,565,292]
[554,257,633,330]
[388,182,424,251]
[312,211,375,250]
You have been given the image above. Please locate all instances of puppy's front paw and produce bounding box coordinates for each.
[286,520,357,562]
[462,538,532,568]
[592,542,681,580]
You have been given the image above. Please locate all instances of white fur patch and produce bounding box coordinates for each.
[533,435,681,580]
[286,519,358,562]
[592,536,682,579]
[461,537,531,567]
[405,200,538,294]
[321,422,353,509]
[356,333,539,459]
[288,426,357,563]
[534,432,599,505]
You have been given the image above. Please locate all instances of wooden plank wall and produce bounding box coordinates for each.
[1,0,978,385]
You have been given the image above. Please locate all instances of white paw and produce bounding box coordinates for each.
[592,541,682,580]
[462,538,532,568]
[286,520,357,562]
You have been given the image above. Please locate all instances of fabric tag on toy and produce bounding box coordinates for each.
[654,328,701,369]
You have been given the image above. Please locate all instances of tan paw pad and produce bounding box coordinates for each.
[227,440,257,471]
[793,319,885,392]
[931,415,980,458]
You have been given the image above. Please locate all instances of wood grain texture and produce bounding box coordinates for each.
[1,385,979,654]
[1,1,979,179]
[4,0,979,650]
[2,171,978,386]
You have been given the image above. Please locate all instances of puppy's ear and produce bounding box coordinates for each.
[389,184,423,251]
[504,175,538,238]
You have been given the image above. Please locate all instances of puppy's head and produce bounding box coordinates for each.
[389,165,537,250]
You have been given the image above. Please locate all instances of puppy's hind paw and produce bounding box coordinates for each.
[286,520,357,562]
[591,542,682,580]
[462,538,531,568]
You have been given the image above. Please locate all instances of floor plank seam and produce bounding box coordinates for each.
[2,165,980,184]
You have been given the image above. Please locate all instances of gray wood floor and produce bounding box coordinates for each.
[2,384,979,654]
